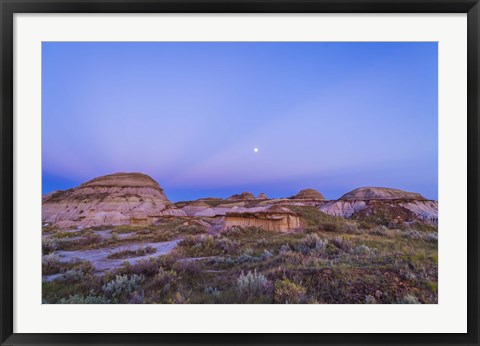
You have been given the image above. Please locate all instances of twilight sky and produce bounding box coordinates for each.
[42,42,438,201]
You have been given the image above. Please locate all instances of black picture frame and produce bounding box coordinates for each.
[1,0,479,345]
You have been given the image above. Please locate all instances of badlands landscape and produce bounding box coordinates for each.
[42,172,438,304]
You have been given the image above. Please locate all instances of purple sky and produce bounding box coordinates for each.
[42,42,438,201]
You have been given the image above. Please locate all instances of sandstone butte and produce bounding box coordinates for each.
[291,188,326,200]
[320,187,438,225]
[42,172,186,229]
[224,205,301,232]
[42,173,438,230]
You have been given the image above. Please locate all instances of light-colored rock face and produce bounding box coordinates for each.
[321,199,438,225]
[320,200,367,218]
[42,172,186,228]
[224,206,300,232]
[321,187,437,225]
[400,200,438,224]
[340,187,426,201]
[292,188,326,201]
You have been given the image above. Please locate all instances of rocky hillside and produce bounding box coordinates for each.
[291,188,326,200]
[339,187,426,201]
[42,172,186,228]
[321,187,437,225]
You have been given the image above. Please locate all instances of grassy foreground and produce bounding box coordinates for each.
[42,207,438,304]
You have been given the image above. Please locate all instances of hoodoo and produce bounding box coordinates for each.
[224,205,301,232]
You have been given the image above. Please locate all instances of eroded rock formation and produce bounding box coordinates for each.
[321,187,437,225]
[224,206,301,232]
[42,172,186,228]
[291,188,326,201]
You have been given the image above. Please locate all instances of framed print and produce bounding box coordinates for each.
[1,0,479,345]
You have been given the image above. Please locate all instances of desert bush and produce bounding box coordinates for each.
[370,225,388,236]
[168,292,189,304]
[128,258,160,276]
[173,259,202,275]
[204,286,221,298]
[398,294,420,304]
[111,231,120,242]
[208,256,235,267]
[102,274,145,302]
[298,233,328,255]
[342,222,360,234]
[279,250,304,265]
[331,237,352,252]
[352,245,374,256]
[42,238,59,253]
[279,244,292,254]
[425,232,438,242]
[107,246,156,259]
[401,230,423,240]
[145,268,177,293]
[215,236,239,253]
[236,253,258,264]
[60,269,85,283]
[274,278,306,304]
[59,293,110,304]
[261,249,273,260]
[128,291,145,304]
[236,270,270,301]
[42,254,62,275]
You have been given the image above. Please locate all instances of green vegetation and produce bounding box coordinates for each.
[42,207,437,304]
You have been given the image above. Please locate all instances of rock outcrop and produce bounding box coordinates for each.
[339,187,426,201]
[321,187,437,225]
[291,188,326,201]
[227,192,256,201]
[257,193,268,200]
[42,172,186,228]
[224,205,300,232]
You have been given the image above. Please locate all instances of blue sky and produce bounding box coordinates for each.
[42,42,438,201]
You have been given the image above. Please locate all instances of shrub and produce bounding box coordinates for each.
[332,237,352,252]
[173,259,202,275]
[342,222,360,234]
[107,246,156,259]
[399,294,420,304]
[274,278,306,304]
[236,253,258,264]
[261,249,273,260]
[353,245,374,256]
[168,292,189,304]
[279,244,291,254]
[146,268,177,293]
[42,238,59,253]
[42,254,62,275]
[236,270,269,301]
[204,286,221,298]
[128,291,145,304]
[301,234,328,253]
[426,232,438,242]
[59,293,111,304]
[364,295,377,304]
[401,230,423,240]
[370,225,388,236]
[128,258,159,276]
[60,269,85,283]
[102,274,145,302]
